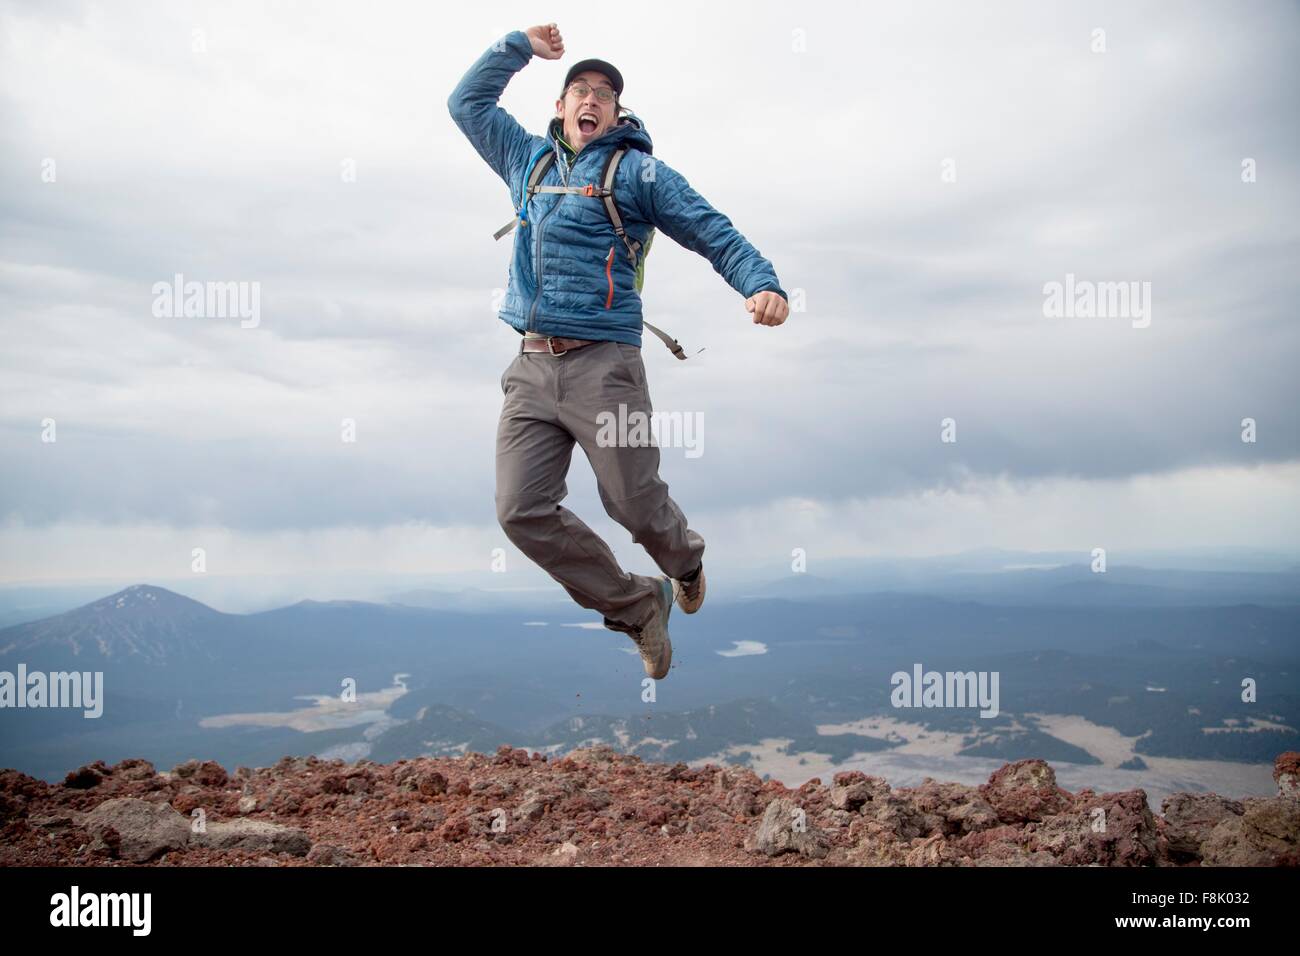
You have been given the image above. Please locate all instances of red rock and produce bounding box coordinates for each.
[979,759,1072,823]
[417,771,448,796]
[171,759,230,788]
[2,747,1295,867]
[318,774,349,795]
[63,765,104,789]
[1274,751,1300,798]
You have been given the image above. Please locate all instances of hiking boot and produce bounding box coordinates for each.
[673,562,705,614]
[603,577,673,679]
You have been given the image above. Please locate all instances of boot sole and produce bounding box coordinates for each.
[642,577,673,679]
[673,572,705,614]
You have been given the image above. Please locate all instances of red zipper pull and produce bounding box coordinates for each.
[604,246,615,309]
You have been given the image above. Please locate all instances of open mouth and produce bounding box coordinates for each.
[578,113,598,134]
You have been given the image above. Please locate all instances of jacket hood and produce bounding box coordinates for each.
[547,112,654,158]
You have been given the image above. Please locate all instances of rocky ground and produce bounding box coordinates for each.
[1,749,1296,867]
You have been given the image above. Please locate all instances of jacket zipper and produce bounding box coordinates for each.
[527,148,571,333]
[527,198,564,332]
[604,246,615,309]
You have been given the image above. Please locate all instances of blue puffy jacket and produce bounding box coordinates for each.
[448,29,787,348]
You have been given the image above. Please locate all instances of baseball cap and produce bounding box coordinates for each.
[562,58,624,96]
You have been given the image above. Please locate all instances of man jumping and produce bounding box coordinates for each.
[448,22,789,680]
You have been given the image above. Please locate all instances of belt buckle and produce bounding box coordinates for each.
[546,336,568,355]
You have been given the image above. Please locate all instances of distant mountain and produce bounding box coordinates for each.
[731,573,848,600]
[0,584,230,668]
[2,579,1297,787]
[385,586,573,613]
[0,584,529,700]
[742,563,1300,607]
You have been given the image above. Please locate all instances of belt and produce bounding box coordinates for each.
[520,335,603,355]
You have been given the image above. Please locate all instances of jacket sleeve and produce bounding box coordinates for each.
[447,30,536,190]
[632,155,787,301]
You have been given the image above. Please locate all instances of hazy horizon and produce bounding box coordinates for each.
[1,544,1297,623]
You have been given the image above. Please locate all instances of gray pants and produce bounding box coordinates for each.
[495,338,705,630]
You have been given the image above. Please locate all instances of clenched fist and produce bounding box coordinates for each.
[526,23,564,59]
[746,290,789,327]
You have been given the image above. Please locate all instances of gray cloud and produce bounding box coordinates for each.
[1,0,1297,573]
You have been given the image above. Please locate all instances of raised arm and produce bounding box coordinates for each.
[447,25,563,187]
[633,156,789,323]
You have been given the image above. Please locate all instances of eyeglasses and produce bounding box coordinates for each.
[566,82,616,104]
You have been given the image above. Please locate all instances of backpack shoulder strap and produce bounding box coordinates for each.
[494,146,557,240]
[525,149,556,199]
[601,147,685,360]
[643,319,685,360]
[599,145,642,267]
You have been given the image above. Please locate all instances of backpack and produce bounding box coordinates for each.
[493,143,686,359]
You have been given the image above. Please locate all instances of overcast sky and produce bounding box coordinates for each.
[1,0,1297,593]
